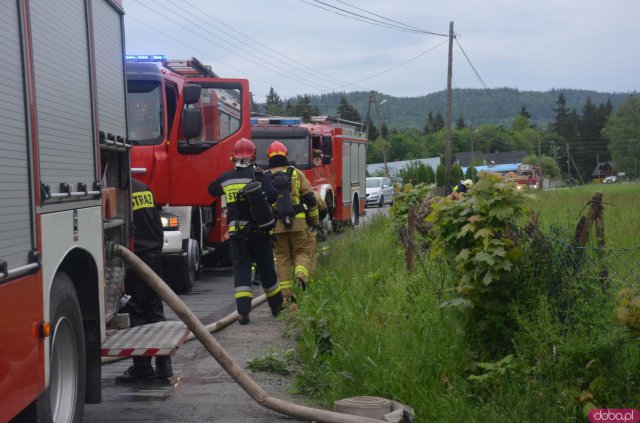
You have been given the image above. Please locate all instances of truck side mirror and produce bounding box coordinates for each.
[183,84,201,105]
[182,109,202,139]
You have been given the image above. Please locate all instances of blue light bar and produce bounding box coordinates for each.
[250,117,302,126]
[125,54,166,62]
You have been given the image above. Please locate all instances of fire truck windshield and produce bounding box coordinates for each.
[253,136,310,168]
[127,81,163,145]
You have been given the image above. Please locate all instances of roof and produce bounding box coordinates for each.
[463,163,520,174]
[367,157,441,177]
[592,162,615,177]
[454,151,528,167]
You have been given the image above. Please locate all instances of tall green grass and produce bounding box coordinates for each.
[531,183,640,248]
[291,213,640,422]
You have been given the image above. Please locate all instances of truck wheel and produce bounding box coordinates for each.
[188,239,202,281]
[351,198,360,227]
[32,272,86,423]
[164,253,194,294]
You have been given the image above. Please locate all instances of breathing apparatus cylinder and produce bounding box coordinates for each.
[271,170,295,227]
[241,181,275,231]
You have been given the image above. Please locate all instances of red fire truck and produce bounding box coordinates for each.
[250,115,367,232]
[126,56,251,293]
[515,164,540,189]
[1,2,193,421]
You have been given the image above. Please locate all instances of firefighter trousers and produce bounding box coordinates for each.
[122,253,166,327]
[229,231,283,315]
[274,229,312,295]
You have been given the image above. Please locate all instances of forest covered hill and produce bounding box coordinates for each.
[279,88,635,130]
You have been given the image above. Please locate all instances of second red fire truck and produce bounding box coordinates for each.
[250,115,367,233]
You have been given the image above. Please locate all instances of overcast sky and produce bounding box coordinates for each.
[123,0,640,101]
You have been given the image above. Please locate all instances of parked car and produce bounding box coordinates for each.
[603,176,617,184]
[366,177,394,207]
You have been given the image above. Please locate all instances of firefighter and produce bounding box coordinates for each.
[116,179,172,383]
[451,179,473,200]
[208,138,284,325]
[307,190,328,280]
[266,141,319,300]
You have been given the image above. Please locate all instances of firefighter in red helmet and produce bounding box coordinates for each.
[208,138,284,324]
[266,140,319,301]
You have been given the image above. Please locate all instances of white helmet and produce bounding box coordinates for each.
[462,179,473,188]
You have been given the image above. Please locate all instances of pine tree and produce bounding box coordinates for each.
[424,112,435,135]
[336,96,361,122]
[264,87,284,116]
[519,106,531,119]
[434,112,445,132]
[456,116,466,130]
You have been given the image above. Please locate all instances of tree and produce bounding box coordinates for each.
[434,112,445,132]
[424,112,435,135]
[289,95,319,122]
[264,87,284,116]
[603,96,640,179]
[336,96,361,122]
[380,123,390,139]
[456,116,466,130]
[521,154,561,179]
[451,164,464,183]
[365,118,379,141]
[436,163,445,187]
[512,114,529,132]
[519,106,531,119]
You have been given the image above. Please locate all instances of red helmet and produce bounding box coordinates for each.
[232,138,256,160]
[267,141,287,158]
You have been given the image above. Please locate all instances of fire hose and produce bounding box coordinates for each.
[113,244,386,423]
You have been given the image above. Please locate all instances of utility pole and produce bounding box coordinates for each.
[368,91,389,177]
[537,136,543,190]
[445,21,454,194]
[567,143,572,188]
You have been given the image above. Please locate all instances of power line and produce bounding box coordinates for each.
[329,41,448,90]
[454,37,487,89]
[144,1,337,92]
[176,0,367,91]
[124,14,298,97]
[310,0,447,36]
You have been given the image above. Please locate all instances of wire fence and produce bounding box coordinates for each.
[398,204,640,296]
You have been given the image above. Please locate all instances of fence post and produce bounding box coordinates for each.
[407,204,415,273]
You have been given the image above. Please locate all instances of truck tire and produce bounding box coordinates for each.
[26,272,86,423]
[351,196,360,227]
[164,253,194,294]
[185,238,202,281]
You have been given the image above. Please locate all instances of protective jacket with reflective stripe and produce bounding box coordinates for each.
[208,166,277,233]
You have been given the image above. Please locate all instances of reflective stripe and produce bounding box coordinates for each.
[228,220,250,232]
[265,285,281,298]
[295,265,309,277]
[295,212,306,219]
[235,291,253,299]
[279,279,294,289]
[308,209,319,216]
[236,286,252,293]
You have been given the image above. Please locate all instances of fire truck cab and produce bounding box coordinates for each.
[126,56,251,293]
[250,115,367,233]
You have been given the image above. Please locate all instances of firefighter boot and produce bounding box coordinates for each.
[155,356,173,380]
[115,357,155,383]
[238,312,250,325]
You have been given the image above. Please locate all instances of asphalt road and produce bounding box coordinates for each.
[84,206,388,422]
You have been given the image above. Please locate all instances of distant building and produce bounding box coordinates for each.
[592,162,615,178]
[454,151,528,167]
[367,157,441,179]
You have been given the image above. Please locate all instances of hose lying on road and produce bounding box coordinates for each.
[114,244,384,423]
